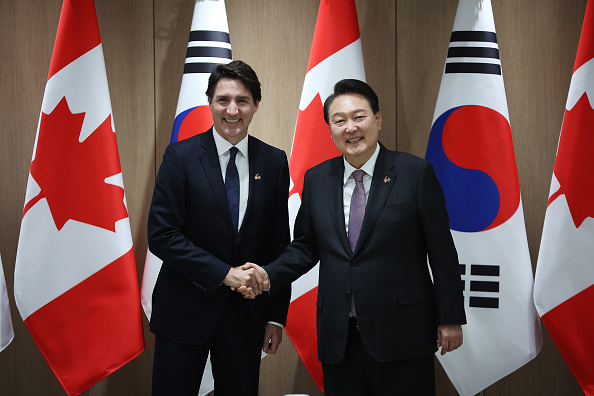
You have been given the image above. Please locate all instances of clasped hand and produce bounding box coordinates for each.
[222,262,269,299]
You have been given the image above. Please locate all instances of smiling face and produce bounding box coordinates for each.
[209,78,259,145]
[328,93,382,169]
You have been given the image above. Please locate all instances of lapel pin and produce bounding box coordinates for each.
[254,173,261,180]
[383,176,391,183]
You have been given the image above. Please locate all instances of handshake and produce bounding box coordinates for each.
[223,262,269,299]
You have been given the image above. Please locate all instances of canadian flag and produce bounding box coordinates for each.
[139,1,232,395]
[14,1,144,395]
[284,0,365,391]
[534,1,594,394]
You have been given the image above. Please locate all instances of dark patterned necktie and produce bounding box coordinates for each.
[225,147,240,232]
[348,169,365,317]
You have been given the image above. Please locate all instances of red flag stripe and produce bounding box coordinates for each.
[574,1,594,72]
[285,287,324,390]
[306,0,361,73]
[48,0,101,81]
[541,284,594,395]
[24,249,144,396]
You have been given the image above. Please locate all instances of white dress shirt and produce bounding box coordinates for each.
[343,143,380,236]
[212,129,249,230]
[213,130,283,329]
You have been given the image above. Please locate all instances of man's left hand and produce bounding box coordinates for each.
[262,323,283,354]
[437,324,463,355]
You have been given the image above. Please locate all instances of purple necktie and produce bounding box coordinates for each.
[348,169,365,317]
[348,170,366,252]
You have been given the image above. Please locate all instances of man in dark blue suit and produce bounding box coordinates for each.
[147,60,291,395]
[243,79,466,395]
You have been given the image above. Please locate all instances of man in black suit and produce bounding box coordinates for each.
[147,60,291,395]
[242,79,466,395]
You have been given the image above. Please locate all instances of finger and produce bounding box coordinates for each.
[252,269,263,295]
[268,337,279,354]
[241,269,254,291]
[440,339,449,355]
[263,339,271,354]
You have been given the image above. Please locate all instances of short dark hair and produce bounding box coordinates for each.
[205,60,262,104]
[323,79,380,124]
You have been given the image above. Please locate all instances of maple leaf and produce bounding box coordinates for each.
[549,94,594,228]
[289,94,341,198]
[27,97,128,232]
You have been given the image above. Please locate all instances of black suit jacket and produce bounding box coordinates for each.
[266,143,466,364]
[148,129,291,346]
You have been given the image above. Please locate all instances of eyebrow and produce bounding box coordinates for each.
[331,108,367,118]
[215,94,251,101]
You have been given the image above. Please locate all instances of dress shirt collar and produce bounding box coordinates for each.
[212,128,249,158]
[343,142,380,185]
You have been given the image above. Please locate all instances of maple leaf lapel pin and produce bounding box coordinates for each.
[383,176,391,183]
[254,173,261,180]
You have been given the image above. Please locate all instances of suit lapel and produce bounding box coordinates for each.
[238,136,263,238]
[354,144,397,255]
[199,129,237,235]
[325,157,352,255]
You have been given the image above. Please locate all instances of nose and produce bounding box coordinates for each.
[227,101,239,115]
[345,119,357,133]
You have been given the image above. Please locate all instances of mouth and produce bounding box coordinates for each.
[347,137,363,144]
[224,118,240,124]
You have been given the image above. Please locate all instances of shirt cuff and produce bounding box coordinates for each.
[267,321,284,329]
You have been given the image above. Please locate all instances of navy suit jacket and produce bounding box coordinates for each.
[148,129,291,346]
[266,143,466,364]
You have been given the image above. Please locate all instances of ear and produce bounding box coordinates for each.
[375,110,383,131]
[254,100,260,112]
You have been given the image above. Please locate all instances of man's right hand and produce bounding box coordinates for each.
[223,265,264,296]
[236,262,269,299]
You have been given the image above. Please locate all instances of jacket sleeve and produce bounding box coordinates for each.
[418,161,467,325]
[147,144,230,298]
[264,152,292,325]
[267,168,321,296]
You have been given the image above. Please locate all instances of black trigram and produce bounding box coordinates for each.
[183,30,232,75]
[445,31,501,75]
[460,264,500,308]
